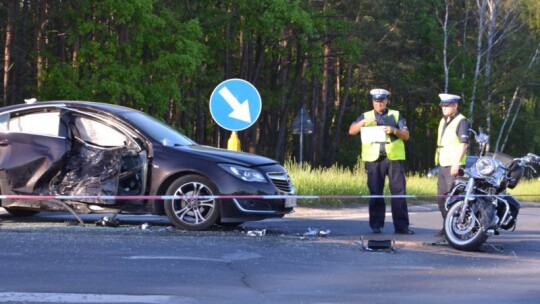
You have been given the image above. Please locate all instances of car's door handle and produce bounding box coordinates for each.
[0,139,11,146]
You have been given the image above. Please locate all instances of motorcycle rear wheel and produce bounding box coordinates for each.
[444,201,488,251]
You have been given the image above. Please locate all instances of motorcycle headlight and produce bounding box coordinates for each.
[218,164,267,183]
[475,157,496,176]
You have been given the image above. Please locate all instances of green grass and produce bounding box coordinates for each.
[285,161,540,206]
[507,179,540,203]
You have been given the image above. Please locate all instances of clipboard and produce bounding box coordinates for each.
[361,126,387,144]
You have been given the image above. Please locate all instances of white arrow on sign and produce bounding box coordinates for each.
[218,86,252,123]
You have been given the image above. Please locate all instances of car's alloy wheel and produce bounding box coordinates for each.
[164,175,220,230]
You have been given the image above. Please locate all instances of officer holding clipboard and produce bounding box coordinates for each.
[349,88,414,235]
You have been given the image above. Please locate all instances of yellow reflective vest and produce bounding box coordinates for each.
[361,109,406,162]
[435,113,467,166]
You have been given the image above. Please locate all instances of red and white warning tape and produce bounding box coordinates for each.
[0,194,533,201]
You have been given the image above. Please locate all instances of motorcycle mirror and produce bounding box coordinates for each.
[469,128,489,144]
[476,133,489,143]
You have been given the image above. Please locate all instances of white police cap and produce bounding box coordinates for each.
[438,93,461,104]
[370,88,390,100]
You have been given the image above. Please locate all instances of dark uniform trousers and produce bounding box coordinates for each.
[437,166,455,219]
[365,156,410,230]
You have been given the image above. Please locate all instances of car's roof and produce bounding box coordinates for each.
[0,100,140,116]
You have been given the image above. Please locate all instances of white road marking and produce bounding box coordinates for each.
[126,255,229,263]
[0,292,188,303]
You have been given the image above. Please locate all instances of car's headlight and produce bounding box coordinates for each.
[218,164,267,183]
[475,157,496,176]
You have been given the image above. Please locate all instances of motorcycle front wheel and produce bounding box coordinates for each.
[444,200,488,251]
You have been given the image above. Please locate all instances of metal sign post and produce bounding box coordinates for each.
[292,106,314,164]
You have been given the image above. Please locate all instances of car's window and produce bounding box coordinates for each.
[5,111,60,136]
[0,113,9,131]
[121,111,195,146]
[75,116,127,147]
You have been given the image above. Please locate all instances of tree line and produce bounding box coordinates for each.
[2,0,540,174]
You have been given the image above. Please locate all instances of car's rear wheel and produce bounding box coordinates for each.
[164,175,220,231]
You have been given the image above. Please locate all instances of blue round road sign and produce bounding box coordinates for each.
[209,79,262,131]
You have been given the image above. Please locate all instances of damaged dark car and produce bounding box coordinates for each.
[0,100,296,230]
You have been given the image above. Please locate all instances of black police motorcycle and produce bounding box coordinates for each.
[444,129,540,251]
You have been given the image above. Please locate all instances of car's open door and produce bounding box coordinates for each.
[0,110,69,195]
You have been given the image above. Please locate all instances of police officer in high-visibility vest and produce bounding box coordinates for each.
[434,93,470,237]
[349,88,414,235]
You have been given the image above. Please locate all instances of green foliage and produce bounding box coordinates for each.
[5,0,540,177]
[521,0,540,31]
[38,0,205,117]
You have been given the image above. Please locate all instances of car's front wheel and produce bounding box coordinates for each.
[164,175,221,231]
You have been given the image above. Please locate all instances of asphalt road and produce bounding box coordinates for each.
[0,203,539,304]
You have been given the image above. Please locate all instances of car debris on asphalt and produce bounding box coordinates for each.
[303,227,331,237]
[359,236,397,253]
[246,229,266,237]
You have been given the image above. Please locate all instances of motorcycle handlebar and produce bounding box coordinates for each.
[510,153,540,171]
[525,153,540,164]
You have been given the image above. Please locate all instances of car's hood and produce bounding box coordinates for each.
[174,145,278,167]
